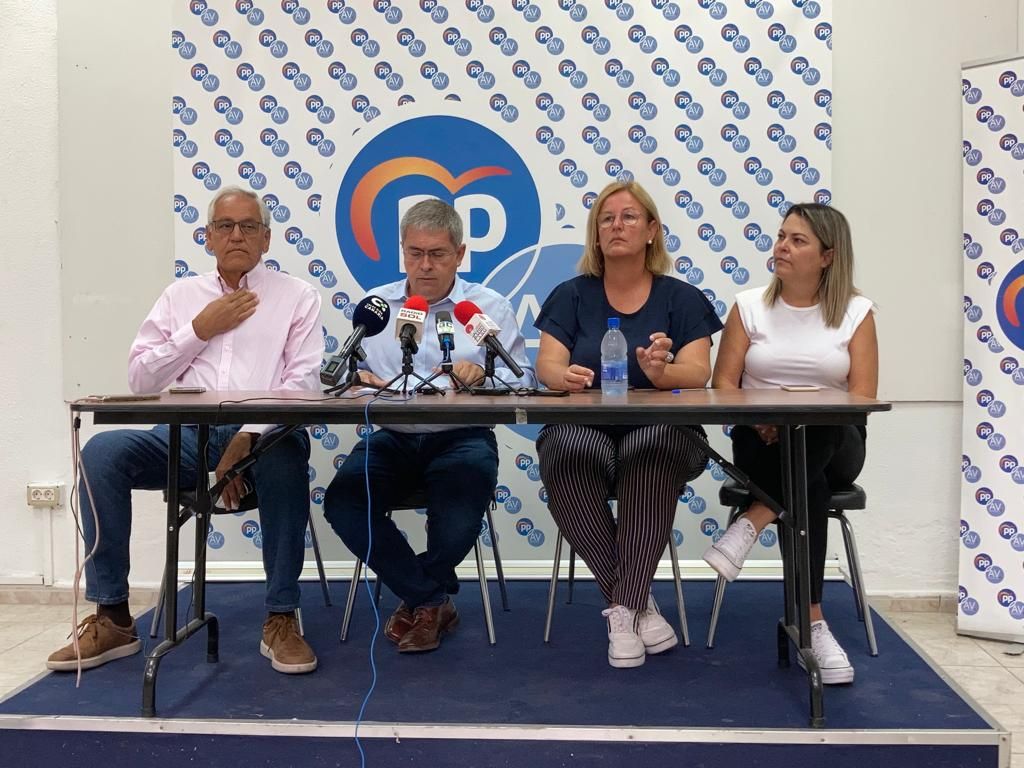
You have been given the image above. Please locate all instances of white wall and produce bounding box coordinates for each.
[1,0,1018,597]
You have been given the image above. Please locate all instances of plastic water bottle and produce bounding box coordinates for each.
[600,317,628,397]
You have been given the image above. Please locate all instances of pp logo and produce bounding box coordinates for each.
[998,521,1018,540]
[310,424,329,440]
[515,518,534,535]
[331,115,540,292]
[309,487,326,505]
[514,453,533,470]
[995,260,1024,351]
[700,518,720,536]
[973,553,993,572]
[241,520,260,538]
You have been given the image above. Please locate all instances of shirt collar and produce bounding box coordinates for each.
[379,276,467,308]
[215,260,266,292]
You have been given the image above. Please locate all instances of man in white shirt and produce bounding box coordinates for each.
[48,187,323,675]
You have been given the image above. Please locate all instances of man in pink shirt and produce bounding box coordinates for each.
[47,187,324,675]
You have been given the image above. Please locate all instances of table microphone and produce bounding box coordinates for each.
[395,294,428,355]
[453,300,524,378]
[320,295,391,386]
[436,310,455,353]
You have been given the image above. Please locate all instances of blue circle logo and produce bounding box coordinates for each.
[995,259,1024,350]
[333,115,541,293]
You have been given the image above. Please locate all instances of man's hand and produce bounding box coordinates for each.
[449,361,484,387]
[192,290,259,341]
[214,431,256,510]
[354,370,389,389]
[754,424,779,445]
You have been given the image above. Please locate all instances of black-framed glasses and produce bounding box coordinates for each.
[209,219,265,237]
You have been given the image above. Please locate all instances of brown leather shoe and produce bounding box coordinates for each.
[260,614,318,674]
[384,602,414,644]
[398,600,459,653]
[46,615,140,672]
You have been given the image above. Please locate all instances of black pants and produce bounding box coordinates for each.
[731,425,866,605]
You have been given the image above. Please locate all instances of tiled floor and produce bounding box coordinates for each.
[0,600,1021,765]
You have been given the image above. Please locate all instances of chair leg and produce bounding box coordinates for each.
[474,540,496,645]
[339,559,363,642]
[295,607,305,636]
[566,545,576,604]
[543,531,564,643]
[668,536,690,647]
[150,573,167,639]
[485,504,510,612]
[836,512,878,656]
[307,513,332,607]
[706,506,741,649]
[706,575,728,649]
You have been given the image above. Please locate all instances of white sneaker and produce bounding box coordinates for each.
[702,516,758,582]
[602,605,645,668]
[637,594,678,654]
[797,620,855,684]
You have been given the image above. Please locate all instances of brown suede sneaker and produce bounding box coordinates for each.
[398,600,459,653]
[46,615,141,672]
[260,614,318,674]
[384,602,414,645]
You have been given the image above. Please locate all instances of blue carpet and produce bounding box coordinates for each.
[0,580,990,731]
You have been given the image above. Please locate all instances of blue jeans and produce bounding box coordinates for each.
[323,427,498,609]
[79,425,311,612]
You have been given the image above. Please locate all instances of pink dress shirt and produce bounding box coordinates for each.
[128,261,323,434]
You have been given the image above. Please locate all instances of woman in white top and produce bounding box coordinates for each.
[705,202,878,684]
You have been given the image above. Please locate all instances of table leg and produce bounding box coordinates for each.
[142,425,220,718]
[780,425,824,728]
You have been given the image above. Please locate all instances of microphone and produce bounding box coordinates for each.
[320,295,391,386]
[436,310,455,354]
[395,294,428,355]
[453,300,525,379]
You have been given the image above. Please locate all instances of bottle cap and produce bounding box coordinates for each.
[607,317,620,330]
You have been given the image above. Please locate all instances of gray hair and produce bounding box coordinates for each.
[400,199,463,249]
[207,186,271,227]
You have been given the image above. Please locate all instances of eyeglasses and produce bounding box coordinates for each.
[209,219,265,237]
[403,248,455,263]
[597,211,646,229]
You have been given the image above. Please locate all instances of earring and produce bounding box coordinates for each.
[647,239,653,245]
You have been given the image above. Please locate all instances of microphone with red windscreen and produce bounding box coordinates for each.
[453,300,525,378]
[395,294,428,354]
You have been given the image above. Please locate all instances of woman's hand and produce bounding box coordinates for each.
[753,424,778,445]
[636,332,674,383]
[562,364,595,392]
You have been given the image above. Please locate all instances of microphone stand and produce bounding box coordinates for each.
[470,346,517,395]
[324,347,367,398]
[416,345,473,394]
[380,338,444,396]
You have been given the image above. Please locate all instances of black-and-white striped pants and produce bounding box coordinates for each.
[536,423,709,610]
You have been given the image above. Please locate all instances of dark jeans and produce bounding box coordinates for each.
[731,424,865,605]
[79,425,311,612]
[323,427,499,609]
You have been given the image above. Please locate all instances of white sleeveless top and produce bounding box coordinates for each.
[734,286,874,391]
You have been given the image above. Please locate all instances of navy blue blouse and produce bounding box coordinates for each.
[535,275,724,389]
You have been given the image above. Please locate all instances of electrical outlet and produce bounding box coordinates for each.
[27,483,63,508]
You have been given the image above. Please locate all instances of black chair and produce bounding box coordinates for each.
[706,479,878,655]
[339,490,508,646]
[150,487,331,638]
[543,498,690,647]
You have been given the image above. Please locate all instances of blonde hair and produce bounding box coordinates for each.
[578,181,671,277]
[766,203,858,328]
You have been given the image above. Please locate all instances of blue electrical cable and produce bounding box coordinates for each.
[354,395,382,768]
